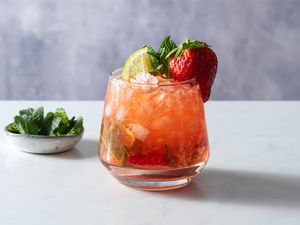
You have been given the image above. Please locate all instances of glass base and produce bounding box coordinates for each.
[117,177,191,191]
[101,161,207,191]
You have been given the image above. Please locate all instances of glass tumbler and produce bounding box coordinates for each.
[98,68,209,190]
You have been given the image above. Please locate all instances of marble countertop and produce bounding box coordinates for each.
[0,101,299,225]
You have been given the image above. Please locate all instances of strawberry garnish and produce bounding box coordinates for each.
[168,40,218,102]
[142,36,218,102]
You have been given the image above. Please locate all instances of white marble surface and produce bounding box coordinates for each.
[0,101,300,225]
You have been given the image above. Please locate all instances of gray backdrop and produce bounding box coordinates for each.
[0,0,299,100]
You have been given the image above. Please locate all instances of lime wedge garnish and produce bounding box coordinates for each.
[122,47,155,81]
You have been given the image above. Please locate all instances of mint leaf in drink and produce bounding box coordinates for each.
[100,121,135,166]
[164,143,175,166]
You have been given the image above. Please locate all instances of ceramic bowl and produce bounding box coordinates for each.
[4,125,84,154]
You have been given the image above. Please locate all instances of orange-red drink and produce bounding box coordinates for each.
[99,69,209,190]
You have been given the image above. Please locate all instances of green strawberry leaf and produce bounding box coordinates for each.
[172,39,208,59]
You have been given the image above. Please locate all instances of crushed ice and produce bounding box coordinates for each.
[128,123,150,142]
[130,72,158,85]
[116,106,126,121]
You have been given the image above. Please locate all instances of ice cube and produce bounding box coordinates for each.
[160,85,177,93]
[152,115,172,129]
[131,72,158,85]
[153,92,167,105]
[128,123,150,142]
[116,106,126,121]
[123,88,133,101]
[104,104,112,117]
[142,101,154,114]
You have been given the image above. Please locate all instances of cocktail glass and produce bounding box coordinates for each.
[98,68,209,190]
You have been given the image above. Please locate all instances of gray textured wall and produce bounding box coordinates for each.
[0,0,299,100]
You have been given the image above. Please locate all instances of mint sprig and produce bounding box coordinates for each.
[144,36,208,78]
[7,106,84,136]
[145,36,177,78]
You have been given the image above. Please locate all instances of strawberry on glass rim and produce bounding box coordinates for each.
[168,39,218,102]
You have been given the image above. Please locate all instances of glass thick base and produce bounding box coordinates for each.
[101,160,207,191]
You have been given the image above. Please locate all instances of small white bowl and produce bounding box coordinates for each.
[4,126,84,154]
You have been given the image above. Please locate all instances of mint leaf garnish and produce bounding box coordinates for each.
[157,36,177,60]
[157,36,177,77]
[144,36,177,78]
[142,36,209,78]
[145,46,160,73]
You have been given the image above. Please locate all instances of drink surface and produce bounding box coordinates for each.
[99,75,209,169]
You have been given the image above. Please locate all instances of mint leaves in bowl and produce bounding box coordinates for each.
[4,107,84,154]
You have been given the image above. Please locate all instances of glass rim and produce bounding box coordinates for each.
[109,68,197,87]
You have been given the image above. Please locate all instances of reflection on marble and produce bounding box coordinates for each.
[0,0,300,100]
